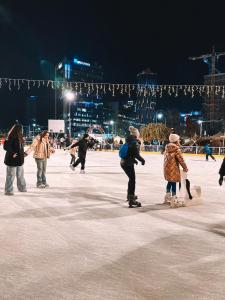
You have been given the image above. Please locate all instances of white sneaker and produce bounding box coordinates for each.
[80,170,85,174]
[164,192,171,204]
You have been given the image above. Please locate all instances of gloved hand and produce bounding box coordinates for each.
[141,160,145,166]
[219,176,223,186]
[134,160,138,165]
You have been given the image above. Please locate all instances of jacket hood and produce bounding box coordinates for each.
[166,143,179,153]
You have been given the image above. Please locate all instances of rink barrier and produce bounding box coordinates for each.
[140,145,225,155]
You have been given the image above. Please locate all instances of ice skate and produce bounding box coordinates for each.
[170,196,184,208]
[70,165,75,171]
[80,170,85,174]
[126,194,138,201]
[128,195,142,208]
[164,192,171,204]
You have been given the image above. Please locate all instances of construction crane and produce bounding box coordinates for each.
[189,46,225,125]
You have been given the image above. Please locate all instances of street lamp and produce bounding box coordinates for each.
[156,112,166,125]
[197,120,203,137]
[197,119,224,137]
[32,123,36,137]
[64,90,76,137]
[110,120,114,135]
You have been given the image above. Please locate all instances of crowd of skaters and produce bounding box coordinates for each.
[1,123,225,208]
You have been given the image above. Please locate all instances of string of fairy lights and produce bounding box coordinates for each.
[0,78,224,99]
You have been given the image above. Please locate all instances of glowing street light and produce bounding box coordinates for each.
[157,113,163,120]
[63,90,76,136]
[64,90,76,101]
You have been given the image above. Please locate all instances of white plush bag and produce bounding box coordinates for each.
[170,170,202,208]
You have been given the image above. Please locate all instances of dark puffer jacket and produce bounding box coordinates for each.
[121,135,145,166]
[4,138,25,167]
[70,138,89,158]
[219,158,225,177]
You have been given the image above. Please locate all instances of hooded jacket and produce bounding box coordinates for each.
[121,135,145,166]
[164,143,188,182]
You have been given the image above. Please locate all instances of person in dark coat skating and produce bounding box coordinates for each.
[120,126,145,208]
[67,134,90,173]
[219,157,225,185]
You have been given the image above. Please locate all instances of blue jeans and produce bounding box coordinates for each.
[35,158,47,186]
[5,166,26,193]
[166,182,176,196]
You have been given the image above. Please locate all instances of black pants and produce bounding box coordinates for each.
[70,154,76,165]
[73,157,86,170]
[121,164,136,196]
[206,154,215,161]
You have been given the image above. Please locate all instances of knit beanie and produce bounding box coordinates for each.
[129,126,140,138]
[169,134,180,143]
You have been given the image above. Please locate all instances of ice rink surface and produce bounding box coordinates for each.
[0,148,225,300]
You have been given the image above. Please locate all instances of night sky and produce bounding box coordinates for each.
[0,0,225,128]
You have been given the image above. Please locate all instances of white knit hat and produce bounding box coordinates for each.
[129,126,140,138]
[169,134,180,143]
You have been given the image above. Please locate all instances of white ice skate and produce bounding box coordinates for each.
[164,192,172,204]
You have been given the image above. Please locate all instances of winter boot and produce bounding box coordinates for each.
[126,194,138,201]
[164,192,171,204]
[128,195,142,208]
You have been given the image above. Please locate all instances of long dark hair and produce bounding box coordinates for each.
[8,124,23,143]
[39,130,49,142]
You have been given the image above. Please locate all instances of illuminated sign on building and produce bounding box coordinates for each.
[64,64,71,79]
[73,58,91,67]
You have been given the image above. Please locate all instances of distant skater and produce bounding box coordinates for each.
[68,134,90,174]
[204,143,216,161]
[68,139,77,165]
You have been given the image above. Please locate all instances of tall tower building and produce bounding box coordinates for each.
[136,68,157,125]
[203,73,225,133]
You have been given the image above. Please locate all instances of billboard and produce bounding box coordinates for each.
[48,120,65,133]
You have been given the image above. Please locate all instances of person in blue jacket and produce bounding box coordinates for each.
[204,143,216,161]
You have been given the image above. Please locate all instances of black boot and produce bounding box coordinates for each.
[128,195,142,208]
[127,194,138,201]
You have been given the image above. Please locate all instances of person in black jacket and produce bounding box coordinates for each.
[4,124,27,195]
[219,157,225,185]
[67,133,90,173]
[121,126,145,208]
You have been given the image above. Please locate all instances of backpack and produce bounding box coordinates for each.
[119,143,129,159]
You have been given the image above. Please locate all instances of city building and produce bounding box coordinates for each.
[55,57,112,135]
[136,68,158,125]
[203,73,225,134]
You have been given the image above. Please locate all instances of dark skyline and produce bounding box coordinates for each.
[0,0,225,128]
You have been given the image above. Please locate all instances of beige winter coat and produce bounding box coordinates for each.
[164,143,188,182]
[27,136,54,159]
